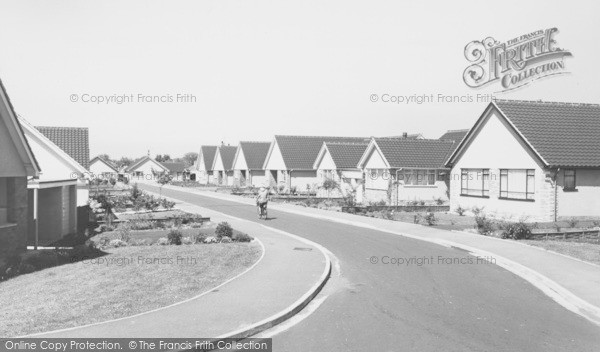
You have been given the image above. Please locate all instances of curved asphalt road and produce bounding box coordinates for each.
[140,185,600,352]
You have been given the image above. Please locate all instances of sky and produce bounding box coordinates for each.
[0,0,598,159]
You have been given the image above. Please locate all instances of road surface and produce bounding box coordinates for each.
[140,184,600,352]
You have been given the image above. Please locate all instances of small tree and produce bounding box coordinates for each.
[321,179,340,199]
[157,173,172,196]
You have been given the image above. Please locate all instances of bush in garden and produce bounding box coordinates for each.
[471,206,484,217]
[232,232,252,242]
[194,233,208,244]
[108,239,128,248]
[182,237,193,245]
[204,236,218,244]
[501,221,532,240]
[220,237,232,243]
[160,198,176,210]
[156,237,169,245]
[455,206,466,216]
[475,213,495,235]
[434,197,445,205]
[116,223,131,242]
[130,183,142,200]
[215,222,233,239]
[567,218,578,228]
[167,229,183,245]
[424,212,437,226]
[97,236,111,248]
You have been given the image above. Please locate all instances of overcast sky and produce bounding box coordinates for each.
[0,0,598,159]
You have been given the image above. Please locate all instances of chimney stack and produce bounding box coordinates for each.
[402,132,408,138]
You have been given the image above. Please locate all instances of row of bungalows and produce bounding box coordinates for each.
[189,99,598,222]
[1,79,90,256]
[121,156,189,182]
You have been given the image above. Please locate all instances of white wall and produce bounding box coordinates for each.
[290,170,318,192]
[0,117,27,177]
[556,169,600,218]
[264,141,286,170]
[90,160,117,177]
[250,170,267,187]
[449,110,553,221]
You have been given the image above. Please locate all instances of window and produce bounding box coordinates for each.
[564,169,576,191]
[400,169,437,186]
[0,178,7,224]
[499,169,535,200]
[460,169,489,197]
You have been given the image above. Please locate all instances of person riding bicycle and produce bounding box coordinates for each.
[256,186,270,218]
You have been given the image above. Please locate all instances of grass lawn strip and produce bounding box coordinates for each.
[0,243,261,337]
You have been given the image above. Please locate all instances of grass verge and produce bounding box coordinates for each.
[0,242,261,337]
[520,240,600,265]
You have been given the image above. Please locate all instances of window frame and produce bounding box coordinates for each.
[499,169,535,201]
[563,169,577,191]
[460,168,490,198]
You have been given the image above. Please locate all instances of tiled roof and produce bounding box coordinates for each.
[201,146,218,170]
[438,129,469,142]
[325,142,369,168]
[375,138,456,169]
[239,141,271,169]
[275,135,370,169]
[494,100,600,167]
[36,126,90,169]
[438,129,469,156]
[160,162,187,173]
[218,145,238,170]
[90,156,118,172]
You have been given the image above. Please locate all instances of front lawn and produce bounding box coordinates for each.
[0,243,261,337]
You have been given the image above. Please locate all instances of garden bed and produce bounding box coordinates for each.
[342,205,450,213]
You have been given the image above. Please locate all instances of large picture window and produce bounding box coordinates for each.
[563,169,576,191]
[460,169,489,197]
[499,169,535,200]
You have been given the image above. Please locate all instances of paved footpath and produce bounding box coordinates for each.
[27,197,329,338]
[156,184,600,326]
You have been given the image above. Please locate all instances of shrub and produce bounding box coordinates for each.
[232,232,253,242]
[475,214,495,235]
[471,206,484,217]
[161,198,176,210]
[424,212,437,226]
[567,218,578,228]
[156,237,169,245]
[130,183,142,200]
[455,206,466,216]
[167,229,183,245]
[182,237,193,245]
[215,222,233,239]
[194,233,208,244]
[413,214,422,224]
[501,221,532,240]
[419,200,425,206]
[221,237,232,243]
[204,236,218,244]
[97,236,111,248]
[116,223,131,242]
[434,197,445,205]
[108,239,128,248]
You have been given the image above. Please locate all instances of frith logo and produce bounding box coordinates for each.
[463,28,572,91]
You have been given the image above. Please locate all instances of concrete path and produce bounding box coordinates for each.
[26,196,330,338]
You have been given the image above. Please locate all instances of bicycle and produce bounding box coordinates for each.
[257,202,268,220]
